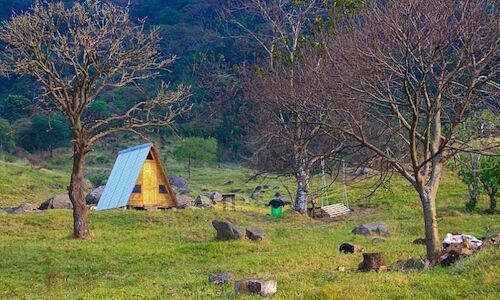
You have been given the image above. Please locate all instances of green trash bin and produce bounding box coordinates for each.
[271,206,283,217]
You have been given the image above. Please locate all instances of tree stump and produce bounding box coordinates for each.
[358,252,387,272]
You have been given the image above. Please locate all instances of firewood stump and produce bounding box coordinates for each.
[358,252,387,272]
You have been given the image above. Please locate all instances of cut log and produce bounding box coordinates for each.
[358,252,387,272]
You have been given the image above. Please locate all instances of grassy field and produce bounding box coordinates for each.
[0,157,499,299]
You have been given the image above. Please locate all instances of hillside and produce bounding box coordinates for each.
[0,158,499,299]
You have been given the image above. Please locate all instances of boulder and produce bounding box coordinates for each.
[209,272,233,284]
[85,185,105,205]
[246,228,265,241]
[358,252,387,272]
[175,194,193,209]
[212,220,244,241]
[206,191,223,204]
[194,195,213,208]
[168,175,190,194]
[352,222,388,236]
[339,243,363,253]
[39,195,73,210]
[401,258,427,271]
[234,279,277,297]
[7,203,38,214]
[250,192,261,202]
[413,238,426,245]
[355,167,369,176]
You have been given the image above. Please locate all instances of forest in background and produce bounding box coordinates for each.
[0,0,259,160]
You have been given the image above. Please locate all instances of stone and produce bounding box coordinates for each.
[194,195,213,208]
[212,220,244,241]
[175,194,193,209]
[168,175,190,194]
[246,228,265,241]
[85,185,105,205]
[358,252,387,272]
[234,279,277,297]
[39,195,73,210]
[206,191,223,204]
[251,192,261,201]
[355,167,369,176]
[209,272,233,284]
[263,185,269,189]
[0,209,7,215]
[6,203,38,214]
[401,258,427,271]
[372,238,386,243]
[352,223,388,236]
[339,243,363,253]
[413,238,426,245]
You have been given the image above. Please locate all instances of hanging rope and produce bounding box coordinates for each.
[342,160,349,208]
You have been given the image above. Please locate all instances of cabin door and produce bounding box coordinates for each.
[142,160,157,205]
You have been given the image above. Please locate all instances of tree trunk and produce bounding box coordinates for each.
[466,153,480,211]
[187,156,192,181]
[69,143,89,239]
[294,164,310,213]
[418,189,441,262]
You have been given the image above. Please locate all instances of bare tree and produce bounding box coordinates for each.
[0,1,190,239]
[321,0,499,261]
[220,0,338,212]
[243,51,348,212]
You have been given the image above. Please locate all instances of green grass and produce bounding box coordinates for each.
[0,157,499,299]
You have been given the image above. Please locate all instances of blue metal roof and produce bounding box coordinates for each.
[96,143,153,211]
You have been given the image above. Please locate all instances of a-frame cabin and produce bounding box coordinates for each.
[96,143,177,210]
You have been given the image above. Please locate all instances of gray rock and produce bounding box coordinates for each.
[413,238,426,245]
[194,195,213,208]
[209,272,233,284]
[234,279,277,297]
[39,195,73,210]
[355,167,369,176]
[168,175,190,194]
[0,209,7,215]
[85,185,105,205]
[212,220,244,241]
[246,228,265,241]
[206,191,223,204]
[352,222,388,235]
[401,258,427,271]
[251,192,261,201]
[175,194,193,209]
[7,203,38,214]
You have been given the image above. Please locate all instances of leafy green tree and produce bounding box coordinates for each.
[479,155,499,212]
[31,115,72,157]
[173,137,217,180]
[0,118,16,151]
[0,94,31,122]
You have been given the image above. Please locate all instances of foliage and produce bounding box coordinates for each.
[0,118,16,151]
[479,155,500,212]
[173,137,218,179]
[0,94,31,122]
